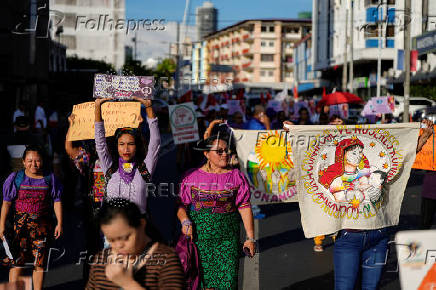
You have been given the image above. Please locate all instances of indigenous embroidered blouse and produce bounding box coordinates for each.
[2,172,62,216]
[178,168,251,213]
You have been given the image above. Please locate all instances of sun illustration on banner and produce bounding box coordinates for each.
[247,131,295,195]
[255,131,294,170]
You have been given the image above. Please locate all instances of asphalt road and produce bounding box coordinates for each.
[0,145,430,289]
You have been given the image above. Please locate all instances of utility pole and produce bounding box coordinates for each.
[175,22,181,98]
[403,0,411,122]
[376,1,383,98]
[133,31,137,60]
[422,0,428,32]
[342,8,348,91]
[349,0,354,93]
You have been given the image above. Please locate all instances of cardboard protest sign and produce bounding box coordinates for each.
[169,102,200,145]
[395,230,436,290]
[413,126,436,171]
[93,74,154,99]
[289,123,420,238]
[232,129,297,204]
[67,102,141,141]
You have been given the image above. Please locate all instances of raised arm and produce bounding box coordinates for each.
[133,97,160,176]
[417,119,434,153]
[94,98,113,173]
[65,114,81,159]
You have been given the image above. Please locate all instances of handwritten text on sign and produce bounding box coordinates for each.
[93,74,154,99]
[67,102,141,141]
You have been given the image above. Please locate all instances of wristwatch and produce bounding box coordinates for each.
[246,237,256,243]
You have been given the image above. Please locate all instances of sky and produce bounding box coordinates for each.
[125,0,313,65]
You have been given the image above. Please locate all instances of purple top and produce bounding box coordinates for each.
[3,172,62,214]
[422,171,436,200]
[178,168,251,213]
[95,118,160,213]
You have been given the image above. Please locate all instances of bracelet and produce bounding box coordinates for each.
[246,237,256,243]
[181,219,192,227]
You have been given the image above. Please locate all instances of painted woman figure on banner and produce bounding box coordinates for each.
[318,138,373,204]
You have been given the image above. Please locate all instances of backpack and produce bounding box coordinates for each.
[14,169,52,190]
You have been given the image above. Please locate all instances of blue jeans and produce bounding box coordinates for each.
[334,228,389,290]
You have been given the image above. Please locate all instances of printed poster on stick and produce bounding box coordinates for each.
[395,230,436,290]
[67,101,141,141]
[169,102,199,145]
[289,123,420,238]
[413,125,436,171]
[93,74,154,99]
[232,129,297,204]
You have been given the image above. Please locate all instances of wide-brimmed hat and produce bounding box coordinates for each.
[193,132,232,151]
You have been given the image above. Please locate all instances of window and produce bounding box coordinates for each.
[261,41,266,47]
[261,26,267,32]
[269,26,275,32]
[410,100,432,106]
[261,54,274,62]
[268,71,274,76]
[386,25,395,37]
[260,70,266,76]
[269,41,274,47]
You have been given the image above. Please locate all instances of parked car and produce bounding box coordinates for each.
[412,106,436,123]
[393,96,435,121]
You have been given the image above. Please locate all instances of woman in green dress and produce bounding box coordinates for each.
[177,131,255,289]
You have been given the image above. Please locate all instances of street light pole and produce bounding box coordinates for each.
[376,1,383,98]
[403,0,411,122]
[349,0,354,93]
[342,8,348,91]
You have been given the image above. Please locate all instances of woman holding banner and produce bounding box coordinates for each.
[332,119,434,290]
[176,127,255,289]
[94,97,160,214]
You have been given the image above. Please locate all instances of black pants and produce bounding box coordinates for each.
[421,197,436,229]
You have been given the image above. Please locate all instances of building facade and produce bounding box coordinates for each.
[312,0,435,98]
[203,19,311,93]
[50,0,125,69]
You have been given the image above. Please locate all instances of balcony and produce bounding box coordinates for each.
[242,33,254,43]
[241,61,253,71]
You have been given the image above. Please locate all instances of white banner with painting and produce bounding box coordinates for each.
[287,123,420,238]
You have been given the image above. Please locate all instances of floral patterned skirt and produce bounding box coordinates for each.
[189,208,240,289]
[9,212,53,268]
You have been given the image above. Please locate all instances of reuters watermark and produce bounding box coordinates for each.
[75,15,166,34]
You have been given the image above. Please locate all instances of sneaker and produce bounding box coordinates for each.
[313,245,324,252]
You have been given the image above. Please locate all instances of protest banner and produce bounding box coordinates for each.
[169,102,199,145]
[288,123,420,238]
[395,230,436,290]
[413,126,436,171]
[66,101,141,141]
[93,74,154,99]
[232,129,297,204]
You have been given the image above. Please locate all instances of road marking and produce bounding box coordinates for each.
[243,218,259,290]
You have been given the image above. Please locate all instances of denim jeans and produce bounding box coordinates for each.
[334,228,389,290]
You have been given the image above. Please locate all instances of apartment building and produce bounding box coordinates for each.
[312,0,435,97]
[50,0,125,69]
[203,19,311,92]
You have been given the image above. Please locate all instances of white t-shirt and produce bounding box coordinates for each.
[34,106,47,128]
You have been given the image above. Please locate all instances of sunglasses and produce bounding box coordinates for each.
[209,148,231,155]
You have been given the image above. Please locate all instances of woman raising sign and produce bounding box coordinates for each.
[94,97,160,214]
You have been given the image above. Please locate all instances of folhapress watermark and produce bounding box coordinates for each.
[75,15,166,35]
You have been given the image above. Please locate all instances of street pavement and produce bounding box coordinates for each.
[0,143,430,289]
